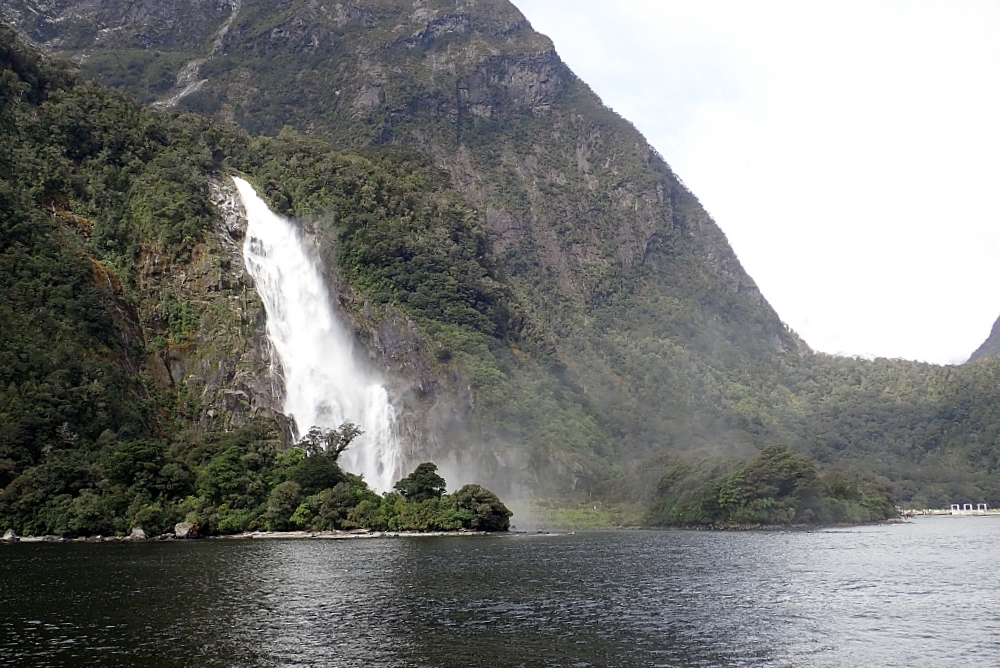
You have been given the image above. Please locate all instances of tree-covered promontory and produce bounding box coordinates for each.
[648,445,897,528]
[2,417,512,537]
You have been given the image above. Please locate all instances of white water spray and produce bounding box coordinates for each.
[234,177,402,492]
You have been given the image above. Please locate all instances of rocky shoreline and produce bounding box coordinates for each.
[0,526,527,543]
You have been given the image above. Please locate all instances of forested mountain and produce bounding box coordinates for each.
[0,25,522,534]
[2,1,1000,534]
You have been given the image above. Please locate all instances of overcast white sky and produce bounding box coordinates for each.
[512,0,1000,365]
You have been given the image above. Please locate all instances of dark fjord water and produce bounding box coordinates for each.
[2,517,998,667]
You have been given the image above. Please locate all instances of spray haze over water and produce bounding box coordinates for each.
[234,176,402,492]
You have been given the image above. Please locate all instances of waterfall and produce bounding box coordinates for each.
[233,176,402,493]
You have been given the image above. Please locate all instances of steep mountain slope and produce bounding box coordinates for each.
[0,27,534,533]
[969,315,1000,363]
[6,2,799,339]
[0,28,278,533]
[5,2,1000,517]
[4,0,816,481]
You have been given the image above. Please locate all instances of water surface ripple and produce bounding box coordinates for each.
[2,518,998,667]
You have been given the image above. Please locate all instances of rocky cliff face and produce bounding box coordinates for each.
[106,175,285,435]
[1,0,232,52]
[314,251,506,488]
[156,178,284,431]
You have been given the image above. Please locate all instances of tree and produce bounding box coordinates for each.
[393,462,447,502]
[288,423,362,496]
[297,423,362,459]
[451,484,512,531]
[265,480,302,530]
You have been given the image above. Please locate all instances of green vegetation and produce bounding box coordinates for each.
[0,419,511,536]
[648,445,897,527]
[533,500,645,529]
[230,136,521,340]
[225,133,607,484]
[80,50,196,104]
[5,2,1000,538]
[0,27,527,536]
[0,27,515,535]
[969,314,1000,363]
[0,25,274,507]
[393,462,447,501]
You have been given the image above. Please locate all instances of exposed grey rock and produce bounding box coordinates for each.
[0,0,234,55]
[2,529,18,543]
[174,521,197,539]
[128,527,148,541]
[132,177,287,438]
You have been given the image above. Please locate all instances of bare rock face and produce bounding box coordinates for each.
[2,529,18,543]
[135,177,285,434]
[1,0,233,52]
[340,297,513,490]
[127,527,148,541]
[174,521,197,539]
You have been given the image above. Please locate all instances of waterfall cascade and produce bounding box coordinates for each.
[234,177,402,492]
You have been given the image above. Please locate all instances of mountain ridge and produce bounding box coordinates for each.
[968,314,1000,363]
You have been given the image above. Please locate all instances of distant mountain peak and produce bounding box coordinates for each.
[968,314,1000,363]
